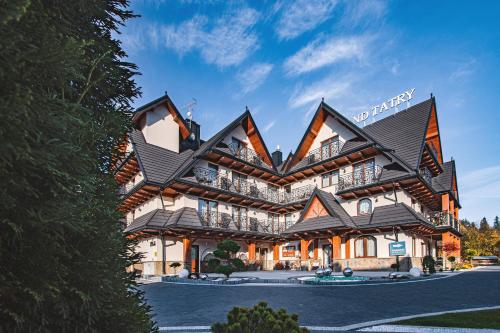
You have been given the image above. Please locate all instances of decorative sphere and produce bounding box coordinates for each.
[315,269,325,278]
[178,269,189,278]
[343,267,353,277]
[324,268,332,276]
[199,274,208,280]
[409,267,422,277]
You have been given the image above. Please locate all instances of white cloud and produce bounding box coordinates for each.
[152,7,260,68]
[236,63,274,95]
[460,165,500,199]
[288,75,354,109]
[340,0,387,27]
[284,35,370,76]
[263,120,276,133]
[275,0,338,40]
[449,58,477,81]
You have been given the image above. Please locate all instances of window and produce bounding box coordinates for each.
[283,245,296,257]
[231,137,247,158]
[285,213,293,229]
[320,136,340,159]
[355,236,377,258]
[268,213,279,232]
[353,159,376,185]
[358,198,372,215]
[321,170,339,188]
[232,206,247,229]
[232,171,247,192]
[198,199,218,226]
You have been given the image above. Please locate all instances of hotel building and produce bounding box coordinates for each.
[116,94,461,275]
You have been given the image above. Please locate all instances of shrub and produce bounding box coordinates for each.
[390,263,399,271]
[212,240,244,278]
[170,262,181,275]
[447,256,456,263]
[423,255,436,274]
[274,262,284,270]
[212,302,309,333]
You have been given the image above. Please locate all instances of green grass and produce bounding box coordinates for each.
[396,309,500,329]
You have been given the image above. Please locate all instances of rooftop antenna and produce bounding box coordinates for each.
[181,98,197,128]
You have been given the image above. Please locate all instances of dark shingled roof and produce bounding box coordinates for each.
[353,203,432,229]
[283,215,347,233]
[363,98,434,170]
[284,188,355,234]
[432,160,454,193]
[129,130,194,184]
[124,209,174,233]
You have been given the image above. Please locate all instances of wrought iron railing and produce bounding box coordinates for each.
[430,211,459,231]
[337,166,383,191]
[198,210,293,234]
[307,140,345,165]
[193,167,314,205]
[419,167,433,184]
[227,142,273,168]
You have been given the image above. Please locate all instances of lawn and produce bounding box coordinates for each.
[396,309,500,329]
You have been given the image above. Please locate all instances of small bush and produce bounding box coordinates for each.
[274,262,284,270]
[390,263,399,271]
[211,240,244,278]
[423,255,436,274]
[212,302,309,333]
[448,256,456,263]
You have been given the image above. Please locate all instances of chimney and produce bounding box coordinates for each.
[272,145,282,166]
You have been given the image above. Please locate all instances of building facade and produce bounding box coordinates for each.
[116,94,461,276]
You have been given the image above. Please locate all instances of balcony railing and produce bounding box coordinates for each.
[227,142,273,168]
[307,140,345,165]
[193,167,315,205]
[419,167,433,184]
[430,211,459,231]
[337,166,383,191]
[198,210,293,234]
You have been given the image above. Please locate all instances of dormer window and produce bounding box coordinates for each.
[358,198,372,215]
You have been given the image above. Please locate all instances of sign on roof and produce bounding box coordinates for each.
[353,88,416,125]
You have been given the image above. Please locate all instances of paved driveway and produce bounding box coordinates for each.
[141,267,500,329]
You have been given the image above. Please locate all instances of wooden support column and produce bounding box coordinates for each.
[449,200,455,215]
[344,237,351,259]
[441,193,449,212]
[332,236,341,259]
[248,242,256,261]
[313,239,319,260]
[454,207,459,220]
[182,238,191,271]
[273,243,280,261]
[300,239,308,260]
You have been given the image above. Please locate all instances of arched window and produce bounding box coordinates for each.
[355,236,377,258]
[358,198,372,215]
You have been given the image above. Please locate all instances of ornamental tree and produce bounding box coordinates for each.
[212,302,309,333]
[210,240,245,278]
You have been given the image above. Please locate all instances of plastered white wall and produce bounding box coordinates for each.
[142,105,180,152]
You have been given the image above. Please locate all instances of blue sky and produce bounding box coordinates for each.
[119,0,500,224]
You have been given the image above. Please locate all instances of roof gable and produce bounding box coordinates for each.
[286,102,375,171]
[133,94,191,140]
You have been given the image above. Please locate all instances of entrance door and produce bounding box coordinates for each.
[191,245,199,273]
[323,244,332,268]
[257,248,268,270]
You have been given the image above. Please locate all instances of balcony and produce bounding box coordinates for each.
[337,166,383,191]
[198,210,292,234]
[430,211,460,231]
[193,167,315,205]
[419,167,433,184]
[307,140,345,165]
[227,142,273,169]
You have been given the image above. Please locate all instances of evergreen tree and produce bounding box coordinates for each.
[479,217,490,232]
[494,216,500,229]
[0,1,155,331]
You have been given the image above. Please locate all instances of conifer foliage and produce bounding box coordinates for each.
[0,1,155,331]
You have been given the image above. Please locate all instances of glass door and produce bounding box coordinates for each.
[323,244,332,268]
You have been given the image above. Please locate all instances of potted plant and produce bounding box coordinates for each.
[422,255,436,274]
[448,256,456,271]
[170,262,181,275]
